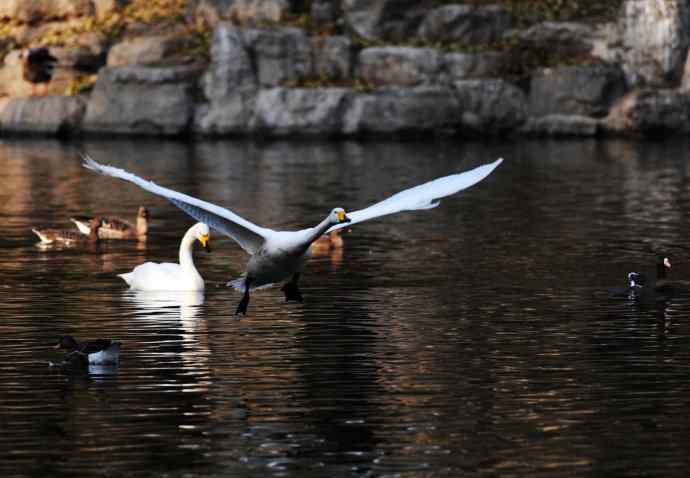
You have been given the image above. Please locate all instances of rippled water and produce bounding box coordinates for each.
[3,138,690,476]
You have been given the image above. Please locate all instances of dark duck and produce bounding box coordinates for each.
[20,47,57,96]
[611,256,678,303]
[53,336,120,365]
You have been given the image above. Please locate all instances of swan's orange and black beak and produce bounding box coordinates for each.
[337,210,351,224]
[199,234,211,253]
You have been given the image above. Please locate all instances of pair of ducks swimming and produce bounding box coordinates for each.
[32,206,149,245]
[611,256,683,303]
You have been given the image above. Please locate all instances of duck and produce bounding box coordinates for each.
[610,256,675,302]
[71,206,149,240]
[54,335,120,365]
[311,229,345,256]
[19,47,57,96]
[82,154,504,315]
[118,222,210,291]
[32,217,101,245]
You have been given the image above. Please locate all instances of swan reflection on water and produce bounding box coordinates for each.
[122,290,210,377]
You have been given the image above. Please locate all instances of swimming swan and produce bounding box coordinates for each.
[83,155,503,314]
[118,222,210,291]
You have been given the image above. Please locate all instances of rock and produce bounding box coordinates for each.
[244,27,312,86]
[50,45,106,72]
[521,114,600,136]
[0,0,94,23]
[358,47,440,87]
[529,64,627,118]
[0,96,86,136]
[196,23,257,135]
[454,79,527,133]
[417,5,512,44]
[201,23,256,101]
[619,0,690,86]
[250,87,350,136]
[107,35,193,67]
[605,89,690,135]
[312,36,352,81]
[342,0,434,42]
[311,0,340,28]
[92,0,128,20]
[84,66,201,135]
[343,87,461,136]
[193,92,256,135]
[189,0,290,27]
[510,21,597,58]
[441,52,506,82]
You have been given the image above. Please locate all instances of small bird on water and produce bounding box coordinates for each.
[53,335,120,365]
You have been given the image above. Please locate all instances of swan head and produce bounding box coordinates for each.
[196,223,211,252]
[329,208,351,225]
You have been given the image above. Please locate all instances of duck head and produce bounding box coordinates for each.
[657,256,671,279]
[329,208,351,225]
[628,272,646,288]
[196,223,211,252]
[54,335,79,351]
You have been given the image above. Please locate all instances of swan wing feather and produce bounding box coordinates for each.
[82,154,270,254]
[328,158,503,232]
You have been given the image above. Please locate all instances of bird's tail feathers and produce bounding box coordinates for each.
[226,276,273,292]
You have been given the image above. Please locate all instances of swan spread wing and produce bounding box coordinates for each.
[82,155,270,254]
[328,158,503,232]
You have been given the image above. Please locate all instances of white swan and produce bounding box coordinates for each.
[83,155,503,314]
[118,222,210,291]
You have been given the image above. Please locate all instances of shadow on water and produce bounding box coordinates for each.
[3,137,690,476]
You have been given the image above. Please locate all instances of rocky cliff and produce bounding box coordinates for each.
[1,0,689,138]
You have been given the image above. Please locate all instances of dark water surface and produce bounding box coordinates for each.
[2,138,690,477]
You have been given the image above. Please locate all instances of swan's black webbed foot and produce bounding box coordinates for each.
[235,278,252,316]
[281,275,303,303]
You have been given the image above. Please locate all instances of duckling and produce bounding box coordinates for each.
[32,218,101,245]
[71,206,149,240]
[54,335,120,365]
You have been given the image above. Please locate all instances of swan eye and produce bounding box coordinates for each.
[199,234,209,247]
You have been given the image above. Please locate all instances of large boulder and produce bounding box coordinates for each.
[342,0,434,42]
[441,52,506,83]
[312,36,352,81]
[343,87,461,136]
[188,0,290,27]
[417,5,512,44]
[0,0,94,23]
[84,66,201,135]
[619,0,690,86]
[521,114,601,136]
[529,64,627,118]
[510,21,597,58]
[0,96,86,136]
[250,87,350,136]
[605,89,690,135]
[107,35,194,67]
[357,47,441,87]
[244,27,313,86]
[454,79,527,133]
[195,23,257,135]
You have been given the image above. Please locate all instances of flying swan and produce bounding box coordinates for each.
[83,155,503,314]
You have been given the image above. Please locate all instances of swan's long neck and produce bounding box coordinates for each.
[304,216,335,247]
[179,227,199,273]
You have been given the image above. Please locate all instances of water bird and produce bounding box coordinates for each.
[32,218,101,245]
[118,222,210,291]
[54,335,120,365]
[311,229,345,256]
[71,206,149,240]
[610,256,678,302]
[82,155,504,315]
[19,47,57,96]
